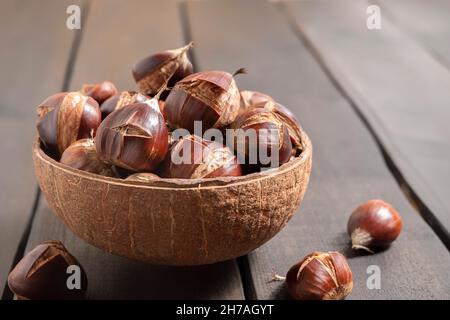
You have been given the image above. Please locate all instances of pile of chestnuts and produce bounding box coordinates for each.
[36,43,303,180]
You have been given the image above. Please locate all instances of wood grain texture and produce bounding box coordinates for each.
[286,0,450,247]
[25,0,245,299]
[0,118,36,296]
[69,0,186,92]
[0,0,82,295]
[0,0,81,118]
[377,0,450,69]
[186,0,450,299]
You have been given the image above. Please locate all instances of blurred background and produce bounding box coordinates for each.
[1,0,450,300]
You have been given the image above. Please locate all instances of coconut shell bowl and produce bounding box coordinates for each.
[32,130,312,266]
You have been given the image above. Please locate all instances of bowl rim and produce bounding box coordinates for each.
[33,131,312,190]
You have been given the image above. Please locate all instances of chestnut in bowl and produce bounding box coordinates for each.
[32,130,312,265]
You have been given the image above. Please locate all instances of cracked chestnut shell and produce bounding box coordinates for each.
[80,80,118,105]
[347,199,402,253]
[161,134,242,179]
[164,70,243,133]
[240,90,273,110]
[286,251,353,300]
[240,90,303,155]
[60,139,118,177]
[132,42,193,96]
[7,240,87,300]
[94,100,168,172]
[229,106,292,168]
[100,91,152,119]
[36,92,101,158]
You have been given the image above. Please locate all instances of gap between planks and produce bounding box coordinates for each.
[374,0,450,72]
[1,0,91,300]
[179,0,253,299]
[277,1,450,252]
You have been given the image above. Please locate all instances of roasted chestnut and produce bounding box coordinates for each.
[94,100,168,172]
[229,106,292,168]
[286,251,353,300]
[240,91,302,155]
[80,80,118,105]
[60,139,118,177]
[132,42,193,96]
[161,134,242,179]
[100,91,152,119]
[7,240,88,300]
[36,92,101,158]
[163,69,245,133]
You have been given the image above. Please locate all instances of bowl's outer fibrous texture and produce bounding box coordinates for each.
[33,132,312,265]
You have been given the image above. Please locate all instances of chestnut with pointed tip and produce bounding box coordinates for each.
[36,92,101,158]
[132,42,193,96]
[60,139,118,177]
[94,100,168,172]
[161,134,242,179]
[240,91,303,155]
[347,199,402,253]
[229,106,292,168]
[100,91,152,119]
[7,240,87,300]
[80,80,118,105]
[286,251,353,300]
[164,69,245,133]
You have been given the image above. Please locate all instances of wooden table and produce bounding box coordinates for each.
[1,0,450,299]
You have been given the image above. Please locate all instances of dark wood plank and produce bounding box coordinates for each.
[0,0,81,118]
[286,0,450,247]
[0,118,36,295]
[26,0,245,299]
[377,0,450,69]
[0,0,82,295]
[186,0,450,299]
[69,0,182,91]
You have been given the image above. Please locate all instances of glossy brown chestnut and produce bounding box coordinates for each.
[132,42,193,96]
[229,106,292,168]
[163,70,244,133]
[36,92,101,158]
[94,100,168,172]
[100,91,152,119]
[240,91,303,155]
[125,172,161,182]
[286,251,353,300]
[60,139,118,177]
[347,199,402,253]
[161,134,242,179]
[7,240,87,300]
[80,80,118,105]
